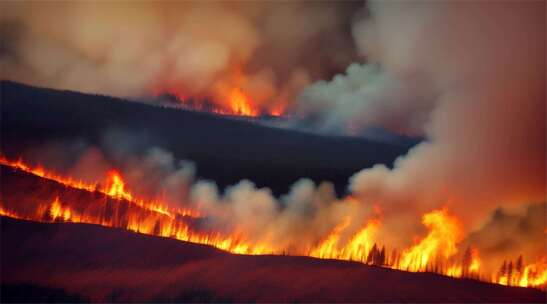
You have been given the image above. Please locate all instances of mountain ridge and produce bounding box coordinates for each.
[1,80,415,196]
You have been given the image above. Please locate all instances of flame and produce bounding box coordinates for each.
[399,208,462,272]
[228,87,257,117]
[341,219,380,261]
[469,249,481,273]
[518,260,547,287]
[0,204,20,218]
[0,156,197,218]
[156,64,285,117]
[0,156,544,289]
[310,217,352,259]
[105,171,133,201]
[445,249,481,278]
[308,217,381,263]
[49,197,72,221]
[495,258,547,288]
[0,156,270,254]
[164,86,264,117]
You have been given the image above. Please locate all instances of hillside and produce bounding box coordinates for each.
[1,216,543,303]
[0,80,414,195]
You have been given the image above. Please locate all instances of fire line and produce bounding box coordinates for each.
[0,156,545,289]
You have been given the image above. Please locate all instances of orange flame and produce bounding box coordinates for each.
[0,156,197,218]
[341,219,381,261]
[399,208,462,272]
[496,257,547,288]
[157,64,286,117]
[0,156,544,289]
[310,217,352,259]
[469,249,481,273]
[518,260,547,287]
[105,170,133,201]
[228,87,257,117]
[446,249,481,278]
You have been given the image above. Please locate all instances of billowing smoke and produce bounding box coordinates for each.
[11,135,544,276]
[297,63,435,136]
[298,1,545,232]
[1,0,544,277]
[13,137,376,255]
[0,2,358,113]
[461,202,546,273]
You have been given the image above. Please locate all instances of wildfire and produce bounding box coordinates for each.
[49,197,72,221]
[399,208,462,272]
[228,87,257,117]
[105,171,133,201]
[310,217,352,259]
[341,219,380,261]
[496,257,547,288]
[0,204,20,219]
[309,217,381,263]
[0,156,197,218]
[0,156,545,289]
[156,64,286,117]
[520,261,547,288]
[446,248,481,278]
[160,86,267,117]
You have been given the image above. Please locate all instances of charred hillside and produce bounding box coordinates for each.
[1,216,544,303]
[1,80,414,196]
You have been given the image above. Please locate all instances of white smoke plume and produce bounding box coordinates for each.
[297,1,545,232]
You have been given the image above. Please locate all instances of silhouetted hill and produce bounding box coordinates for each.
[1,80,414,195]
[1,217,543,303]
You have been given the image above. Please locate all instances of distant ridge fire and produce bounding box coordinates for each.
[2,156,545,289]
[154,65,288,117]
[156,86,272,118]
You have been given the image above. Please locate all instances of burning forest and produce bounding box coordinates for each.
[1,156,545,290]
[0,0,545,302]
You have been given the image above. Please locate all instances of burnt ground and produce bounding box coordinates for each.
[1,217,544,303]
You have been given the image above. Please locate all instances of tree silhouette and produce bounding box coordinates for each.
[515,255,523,283]
[507,261,513,285]
[462,246,472,278]
[379,246,386,266]
[389,248,399,268]
[366,244,378,265]
[498,260,507,283]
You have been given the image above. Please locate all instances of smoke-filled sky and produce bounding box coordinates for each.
[1,1,545,274]
[0,1,361,114]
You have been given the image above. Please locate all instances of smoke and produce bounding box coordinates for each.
[1,0,544,276]
[189,176,375,253]
[296,1,546,232]
[9,125,544,274]
[462,202,546,273]
[12,136,376,255]
[297,63,435,136]
[0,1,358,112]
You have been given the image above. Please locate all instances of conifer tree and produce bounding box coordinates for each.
[367,244,378,265]
[462,246,472,278]
[507,261,513,285]
[379,246,386,266]
[498,260,507,283]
